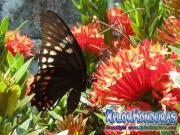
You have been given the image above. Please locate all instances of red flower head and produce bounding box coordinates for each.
[107,8,135,49]
[107,8,135,36]
[92,40,180,111]
[71,24,108,56]
[157,16,180,45]
[5,31,35,58]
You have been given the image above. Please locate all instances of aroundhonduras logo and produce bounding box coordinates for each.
[106,109,177,124]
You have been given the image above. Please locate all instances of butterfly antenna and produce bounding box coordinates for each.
[89,44,112,57]
[99,21,136,47]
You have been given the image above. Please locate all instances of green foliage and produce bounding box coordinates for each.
[72,0,114,46]
[1,0,180,134]
[72,0,110,24]
[0,16,9,45]
[118,0,167,44]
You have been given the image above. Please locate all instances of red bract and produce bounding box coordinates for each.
[5,31,35,57]
[92,40,180,111]
[71,24,108,56]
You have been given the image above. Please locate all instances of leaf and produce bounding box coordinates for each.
[148,14,160,37]
[7,51,16,68]
[1,122,13,135]
[4,20,28,43]
[5,84,21,117]
[12,58,33,83]
[104,29,113,46]
[99,9,108,24]
[94,112,105,120]
[129,35,141,46]
[81,14,90,25]
[173,60,180,68]
[18,117,31,130]
[89,131,96,135]
[131,23,147,40]
[1,16,9,33]
[160,131,173,135]
[0,48,8,70]
[14,94,34,112]
[48,110,63,121]
[169,71,180,88]
[0,81,7,117]
[169,45,180,56]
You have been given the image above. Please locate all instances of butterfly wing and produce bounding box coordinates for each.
[29,11,88,112]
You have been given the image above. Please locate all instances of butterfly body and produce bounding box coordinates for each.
[29,11,95,113]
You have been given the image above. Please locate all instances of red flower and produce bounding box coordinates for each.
[107,8,135,49]
[107,8,135,36]
[71,24,108,56]
[157,16,180,45]
[58,114,86,135]
[5,31,35,57]
[92,40,180,111]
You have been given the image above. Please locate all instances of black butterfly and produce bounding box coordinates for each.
[29,11,96,113]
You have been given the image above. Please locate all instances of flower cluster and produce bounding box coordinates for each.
[58,114,86,135]
[5,31,35,57]
[71,24,107,56]
[92,40,180,112]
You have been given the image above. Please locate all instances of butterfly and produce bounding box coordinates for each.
[29,11,96,113]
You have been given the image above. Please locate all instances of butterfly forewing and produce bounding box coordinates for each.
[29,11,89,112]
[39,11,87,73]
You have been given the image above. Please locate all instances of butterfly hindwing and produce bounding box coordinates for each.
[29,11,88,113]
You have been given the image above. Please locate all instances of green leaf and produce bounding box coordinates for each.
[169,71,180,88]
[131,23,147,40]
[4,20,28,43]
[0,48,8,70]
[12,57,33,83]
[1,122,13,135]
[173,60,180,68]
[169,45,180,56]
[48,110,63,121]
[14,94,34,112]
[1,16,9,33]
[7,51,16,68]
[71,0,81,10]
[148,14,160,38]
[94,112,105,120]
[129,36,141,46]
[5,84,21,117]
[104,29,113,46]
[0,32,5,45]
[89,131,96,135]
[81,14,90,25]
[16,54,24,69]
[160,131,173,135]
[18,117,31,130]
[0,81,7,117]
[99,9,108,23]
[19,71,29,99]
